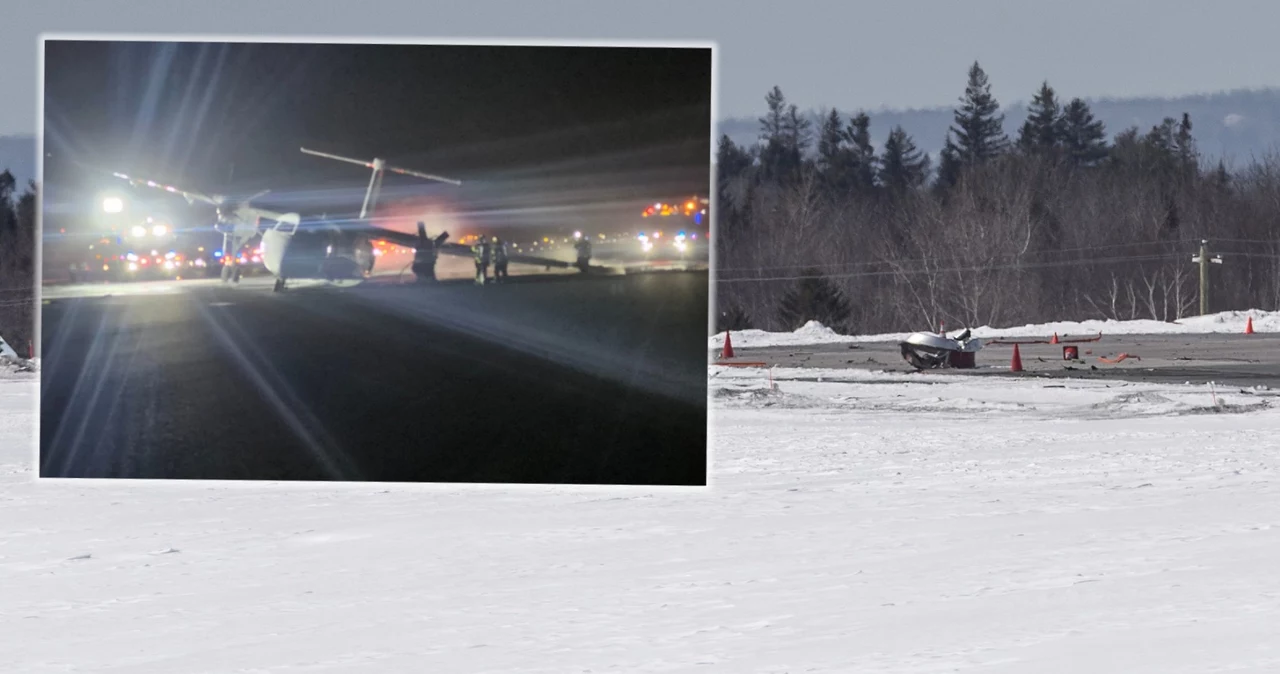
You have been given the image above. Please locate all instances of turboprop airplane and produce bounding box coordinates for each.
[116,149,580,292]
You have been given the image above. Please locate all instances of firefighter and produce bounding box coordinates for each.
[492,236,509,282]
[573,232,592,273]
[473,237,491,285]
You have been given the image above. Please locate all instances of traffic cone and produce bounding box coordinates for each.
[721,331,735,360]
[1050,333,1059,345]
[1245,316,1254,335]
[1010,344,1024,372]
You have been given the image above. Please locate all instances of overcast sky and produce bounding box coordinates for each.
[7,0,1280,136]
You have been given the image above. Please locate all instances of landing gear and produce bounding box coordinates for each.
[273,277,287,293]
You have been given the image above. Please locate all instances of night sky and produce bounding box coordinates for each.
[42,39,711,230]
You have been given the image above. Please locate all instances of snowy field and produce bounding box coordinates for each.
[710,309,1280,350]
[4,360,1280,672]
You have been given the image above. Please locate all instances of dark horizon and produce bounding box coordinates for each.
[41,39,712,229]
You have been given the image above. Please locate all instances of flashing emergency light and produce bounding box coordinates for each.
[214,251,224,258]
[574,231,582,239]
[152,225,168,237]
[102,197,124,214]
[694,212,703,226]
[130,225,147,237]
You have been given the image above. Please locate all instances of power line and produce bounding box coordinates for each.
[715,238,1203,274]
[717,252,1184,284]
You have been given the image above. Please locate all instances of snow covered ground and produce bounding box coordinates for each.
[4,364,1280,672]
[710,309,1280,350]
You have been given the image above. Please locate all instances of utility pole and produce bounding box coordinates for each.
[1191,239,1223,316]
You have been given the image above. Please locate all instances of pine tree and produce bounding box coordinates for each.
[817,108,844,175]
[1016,81,1065,155]
[716,134,753,186]
[0,170,16,246]
[950,61,1009,164]
[783,103,814,177]
[1174,112,1198,176]
[776,270,853,332]
[1060,98,1109,167]
[935,131,963,189]
[843,111,878,193]
[758,86,791,181]
[716,134,755,220]
[879,126,931,193]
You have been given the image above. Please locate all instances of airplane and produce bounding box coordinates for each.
[115,149,582,292]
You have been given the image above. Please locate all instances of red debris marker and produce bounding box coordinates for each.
[1246,316,1255,335]
[1099,353,1141,364]
[1010,344,1024,372]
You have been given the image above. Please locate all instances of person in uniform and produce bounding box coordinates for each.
[474,237,492,285]
[573,233,592,273]
[492,236,509,282]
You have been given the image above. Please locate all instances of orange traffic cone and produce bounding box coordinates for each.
[1010,344,1024,372]
[1245,316,1254,335]
[721,331,735,359]
[1050,333,1059,345]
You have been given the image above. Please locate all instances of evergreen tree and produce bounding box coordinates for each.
[843,111,878,193]
[783,103,814,175]
[0,170,15,247]
[1174,112,1199,176]
[716,134,754,186]
[1060,98,1109,167]
[716,134,755,220]
[758,86,791,181]
[935,131,963,189]
[950,61,1009,164]
[756,87,810,182]
[1016,81,1066,155]
[776,270,853,332]
[879,126,931,193]
[817,108,844,175]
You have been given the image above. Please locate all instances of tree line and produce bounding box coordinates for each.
[715,62,1280,336]
[0,170,37,354]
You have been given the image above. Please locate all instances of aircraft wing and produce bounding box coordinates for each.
[359,223,574,269]
[112,172,223,206]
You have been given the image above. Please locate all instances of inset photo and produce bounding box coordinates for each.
[38,36,712,485]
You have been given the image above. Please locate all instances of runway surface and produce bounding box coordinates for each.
[727,332,1280,390]
[39,270,709,485]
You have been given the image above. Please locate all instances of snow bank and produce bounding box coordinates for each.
[710,309,1280,349]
